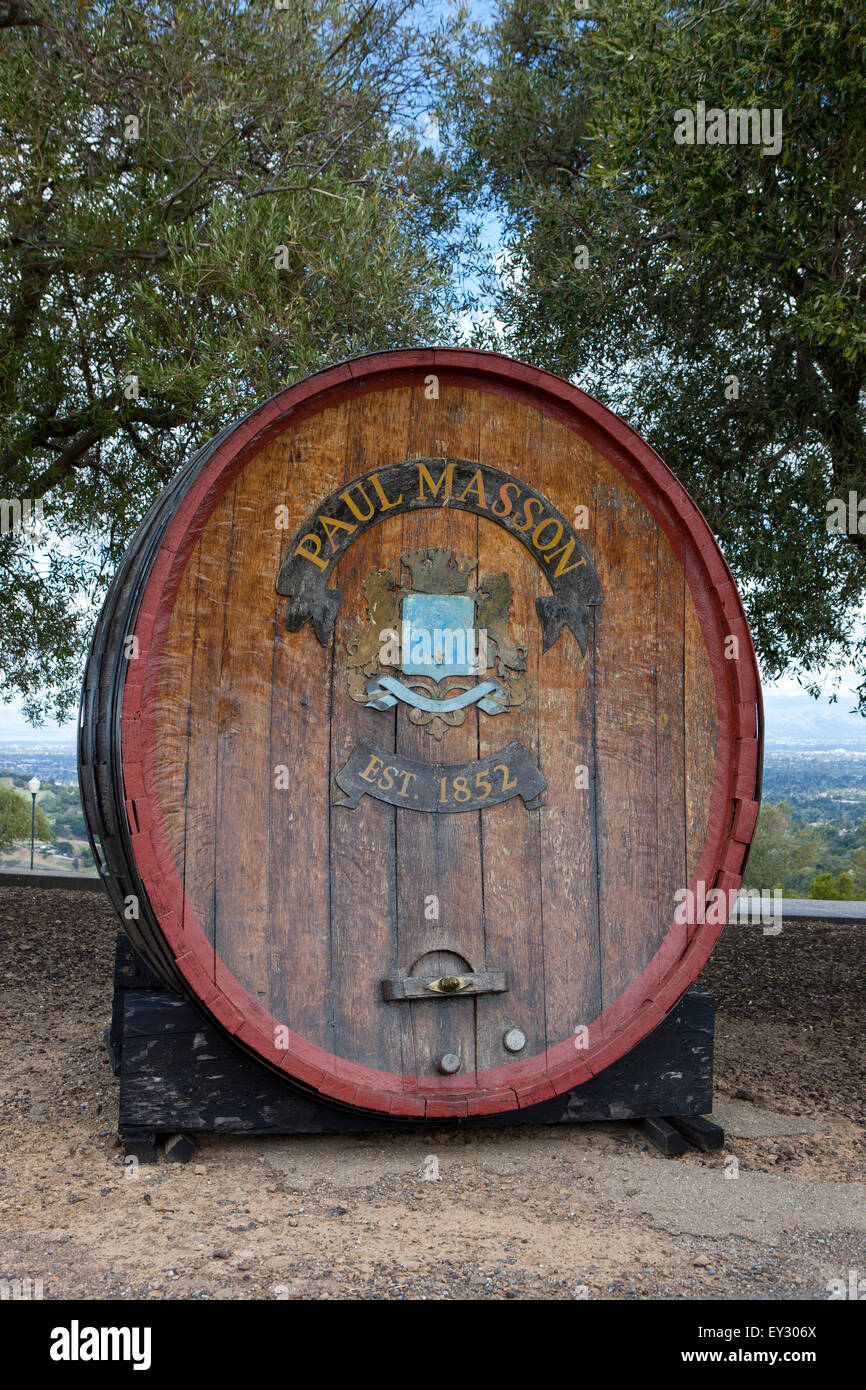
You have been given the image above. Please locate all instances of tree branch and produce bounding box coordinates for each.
[0,1,39,28]
[161,123,255,222]
[240,184,349,202]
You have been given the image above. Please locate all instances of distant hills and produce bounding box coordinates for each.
[762,689,866,750]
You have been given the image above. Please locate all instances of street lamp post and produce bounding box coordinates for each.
[27,777,40,871]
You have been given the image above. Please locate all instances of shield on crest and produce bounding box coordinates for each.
[400,591,477,679]
[345,546,527,739]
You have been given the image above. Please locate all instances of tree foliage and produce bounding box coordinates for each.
[438,0,866,709]
[808,869,855,900]
[0,0,458,721]
[0,781,52,850]
[851,847,866,898]
[744,800,821,894]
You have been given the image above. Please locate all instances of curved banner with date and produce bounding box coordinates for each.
[335,739,547,813]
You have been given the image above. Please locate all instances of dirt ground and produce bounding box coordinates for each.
[0,887,863,1300]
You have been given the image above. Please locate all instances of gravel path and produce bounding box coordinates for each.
[0,888,862,1300]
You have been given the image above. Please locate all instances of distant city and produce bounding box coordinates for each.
[0,741,79,783]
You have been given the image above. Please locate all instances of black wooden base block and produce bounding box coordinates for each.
[110,935,720,1147]
[634,1116,688,1156]
[121,1131,158,1165]
[667,1113,726,1152]
[163,1133,197,1164]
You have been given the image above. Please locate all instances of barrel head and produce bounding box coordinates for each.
[80,350,762,1117]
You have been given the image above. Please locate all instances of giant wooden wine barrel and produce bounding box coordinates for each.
[80,349,762,1118]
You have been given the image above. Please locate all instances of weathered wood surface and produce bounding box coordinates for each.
[394,388,484,1097]
[150,387,718,1077]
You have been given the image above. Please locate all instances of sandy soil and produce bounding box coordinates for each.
[0,887,863,1300]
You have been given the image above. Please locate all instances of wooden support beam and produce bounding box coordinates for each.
[668,1114,725,1152]
[634,1116,687,1156]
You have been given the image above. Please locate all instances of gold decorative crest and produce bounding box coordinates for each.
[346,547,527,740]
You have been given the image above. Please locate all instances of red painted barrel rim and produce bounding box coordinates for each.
[120,348,761,1118]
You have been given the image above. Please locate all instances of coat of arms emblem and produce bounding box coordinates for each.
[276,456,603,811]
[347,547,527,740]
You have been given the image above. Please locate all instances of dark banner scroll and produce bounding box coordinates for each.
[335,739,547,813]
